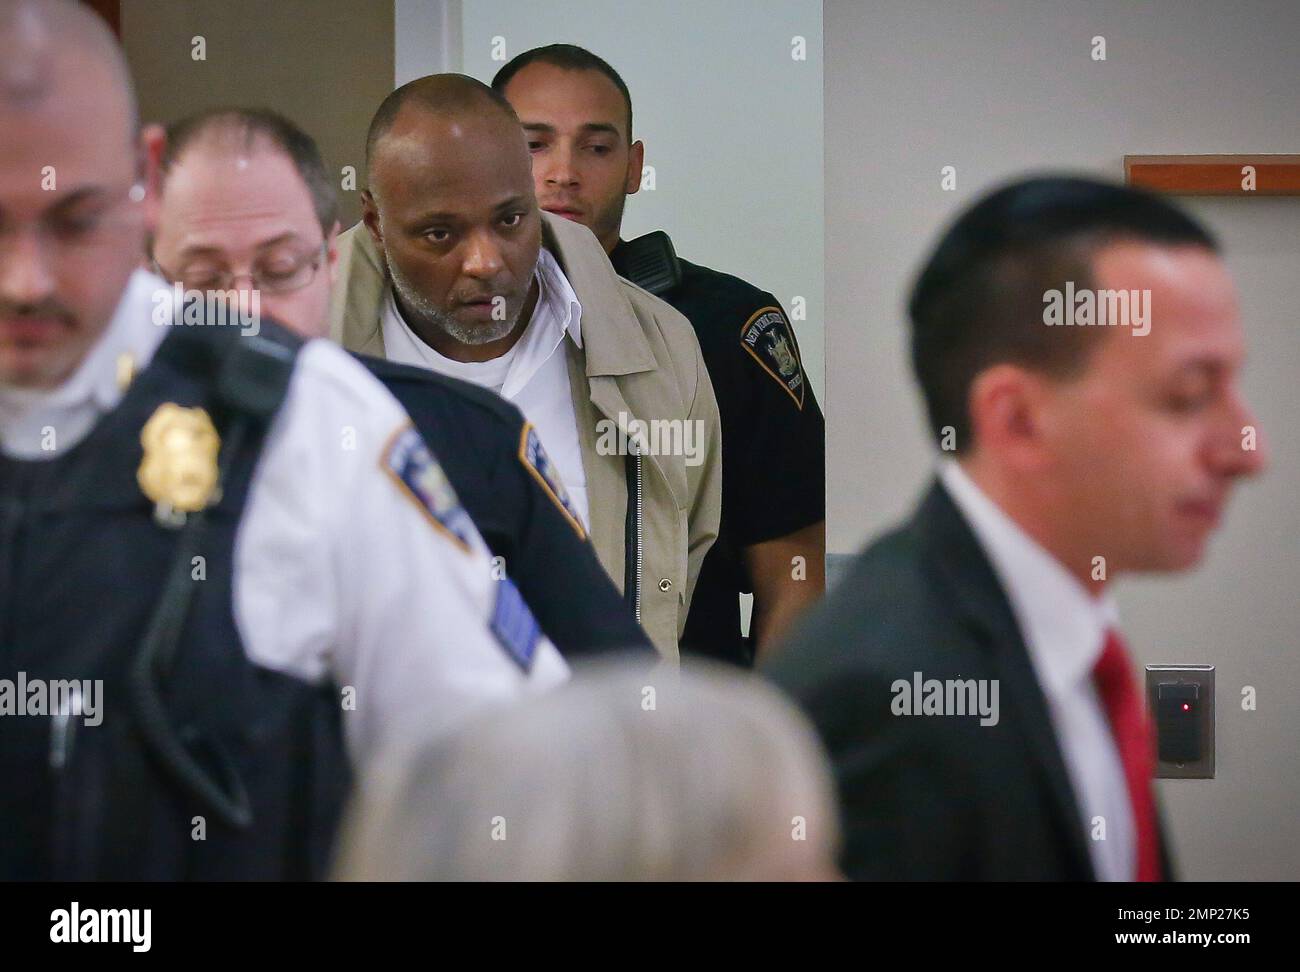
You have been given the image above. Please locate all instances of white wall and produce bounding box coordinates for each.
[395,0,460,86]
[826,0,1300,879]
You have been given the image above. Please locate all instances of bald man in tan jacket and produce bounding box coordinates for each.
[330,79,721,659]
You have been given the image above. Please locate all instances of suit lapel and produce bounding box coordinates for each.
[914,480,1096,879]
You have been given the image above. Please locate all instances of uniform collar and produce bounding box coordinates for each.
[938,460,1119,697]
[0,269,169,422]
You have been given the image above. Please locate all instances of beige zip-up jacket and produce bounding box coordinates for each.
[329,213,722,660]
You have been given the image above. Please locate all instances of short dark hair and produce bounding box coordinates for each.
[907,175,1220,453]
[163,107,338,233]
[364,73,519,175]
[491,44,633,143]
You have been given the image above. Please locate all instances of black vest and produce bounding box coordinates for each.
[0,321,349,880]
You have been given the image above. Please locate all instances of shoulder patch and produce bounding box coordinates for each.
[518,422,586,540]
[381,424,475,553]
[490,577,541,673]
[740,305,806,410]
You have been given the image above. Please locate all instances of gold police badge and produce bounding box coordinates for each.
[137,404,221,523]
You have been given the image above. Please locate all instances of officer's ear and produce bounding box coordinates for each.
[361,190,384,249]
[624,140,645,197]
[137,123,167,235]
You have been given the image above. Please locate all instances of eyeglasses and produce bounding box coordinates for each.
[152,241,327,295]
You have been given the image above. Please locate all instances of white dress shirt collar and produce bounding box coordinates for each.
[938,460,1120,695]
[535,245,582,350]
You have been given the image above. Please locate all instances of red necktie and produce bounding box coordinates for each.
[1093,629,1162,881]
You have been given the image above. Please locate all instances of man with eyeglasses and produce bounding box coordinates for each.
[0,0,568,881]
[150,111,337,346]
[152,107,653,659]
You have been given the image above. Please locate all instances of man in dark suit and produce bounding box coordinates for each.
[766,176,1267,880]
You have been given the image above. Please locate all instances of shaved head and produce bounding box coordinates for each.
[365,73,519,175]
[0,0,137,133]
[0,0,161,389]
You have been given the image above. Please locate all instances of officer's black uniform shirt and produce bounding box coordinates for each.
[612,245,825,666]
[360,355,653,660]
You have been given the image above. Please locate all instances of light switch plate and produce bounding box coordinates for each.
[1145,665,1215,779]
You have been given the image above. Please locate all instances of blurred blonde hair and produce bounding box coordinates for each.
[334,659,839,881]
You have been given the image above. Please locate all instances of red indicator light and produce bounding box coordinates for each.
[1182,703,1190,711]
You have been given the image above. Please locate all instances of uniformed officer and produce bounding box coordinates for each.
[490,45,827,666]
[0,0,567,880]
[152,107,653,659]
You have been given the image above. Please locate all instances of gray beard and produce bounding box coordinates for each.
[388,257,527,347]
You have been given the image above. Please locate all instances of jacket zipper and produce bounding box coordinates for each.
[633,452,643,624]
[622,447,644,624]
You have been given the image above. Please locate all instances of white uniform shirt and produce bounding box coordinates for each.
[938,461,1135,881]
[381,248,590,529]
[0,270,569,766]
